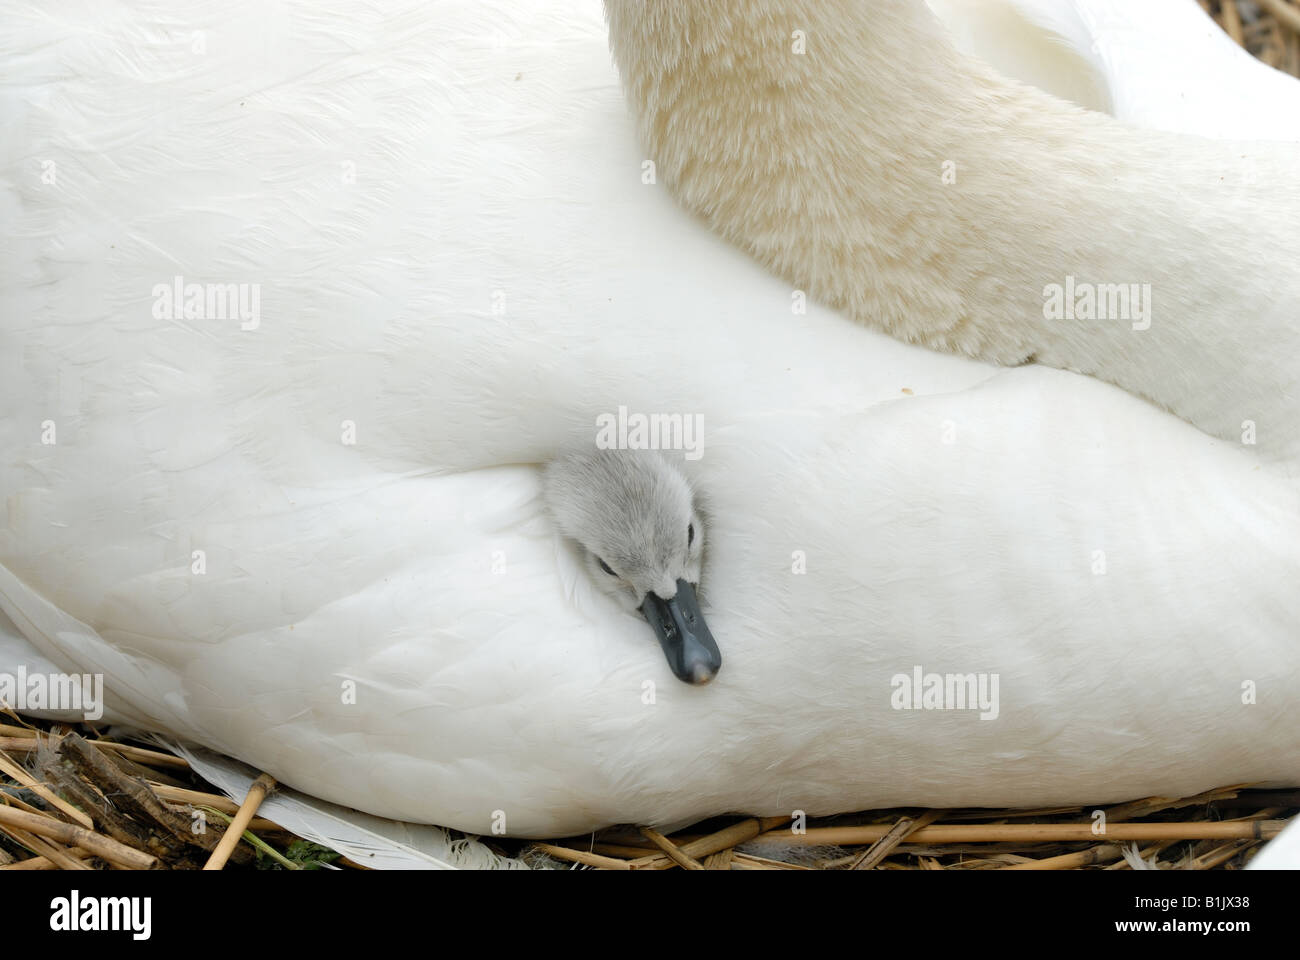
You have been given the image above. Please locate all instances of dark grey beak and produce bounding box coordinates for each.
[640,579,721,685]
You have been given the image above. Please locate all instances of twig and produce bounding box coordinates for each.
[1103,784,1245,822]
[0,747,94,828]
[149,783,242,814]
[203,773,275,870]
[1184,840,1256,870]
[630,816,791,870]
[850,809,944,870]
[0,803,156,869]
[1001,844,1124,870]
[44,760,157,852]
[703,847,734,870]
[639,826,705,870]
[731,852,811,870]
[0,827,92,871]
[747,820,1285,847]
[532,843,633,870]
[0,735,189,770]
[59,733,248,865]
[200,806,299,870]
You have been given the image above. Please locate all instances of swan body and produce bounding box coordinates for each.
[930,0,1300,140]
[605,0,1300,463]
[2,0,1299,839]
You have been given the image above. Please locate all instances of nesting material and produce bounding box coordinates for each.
[0,715,338,870]
[536,787,1295,871]
[1,716,1296,870]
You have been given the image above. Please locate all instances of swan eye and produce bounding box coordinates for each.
[598,558,618,576]
[688,523,695,548]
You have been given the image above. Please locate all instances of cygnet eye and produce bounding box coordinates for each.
[598,558,618,576]
[688,523,695,548]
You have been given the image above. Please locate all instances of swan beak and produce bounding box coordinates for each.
[640,580,721,685]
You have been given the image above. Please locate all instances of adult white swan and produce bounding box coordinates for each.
[1,0,1298,839]
[605,0,1300,462]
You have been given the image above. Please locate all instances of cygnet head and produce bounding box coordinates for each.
[543,448,720,685]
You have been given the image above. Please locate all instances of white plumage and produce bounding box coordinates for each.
[607,0,1300,461]
[932,0,1300,138]
[1,0,1297,848]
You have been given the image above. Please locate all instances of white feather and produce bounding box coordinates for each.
[1120,841,1162,871]
[152,739,525,870]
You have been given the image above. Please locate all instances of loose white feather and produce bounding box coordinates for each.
[153,739,527,870]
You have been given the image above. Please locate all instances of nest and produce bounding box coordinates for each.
[530,793,1295,870]
[0,716,343,870]
[1204,0,1300,74]
[1,714,1295,870]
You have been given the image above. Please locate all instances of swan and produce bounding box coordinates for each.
[2,0,1299,841]
[604,0,1300,463]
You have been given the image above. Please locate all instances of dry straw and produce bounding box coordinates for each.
[0,715,1296,871]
